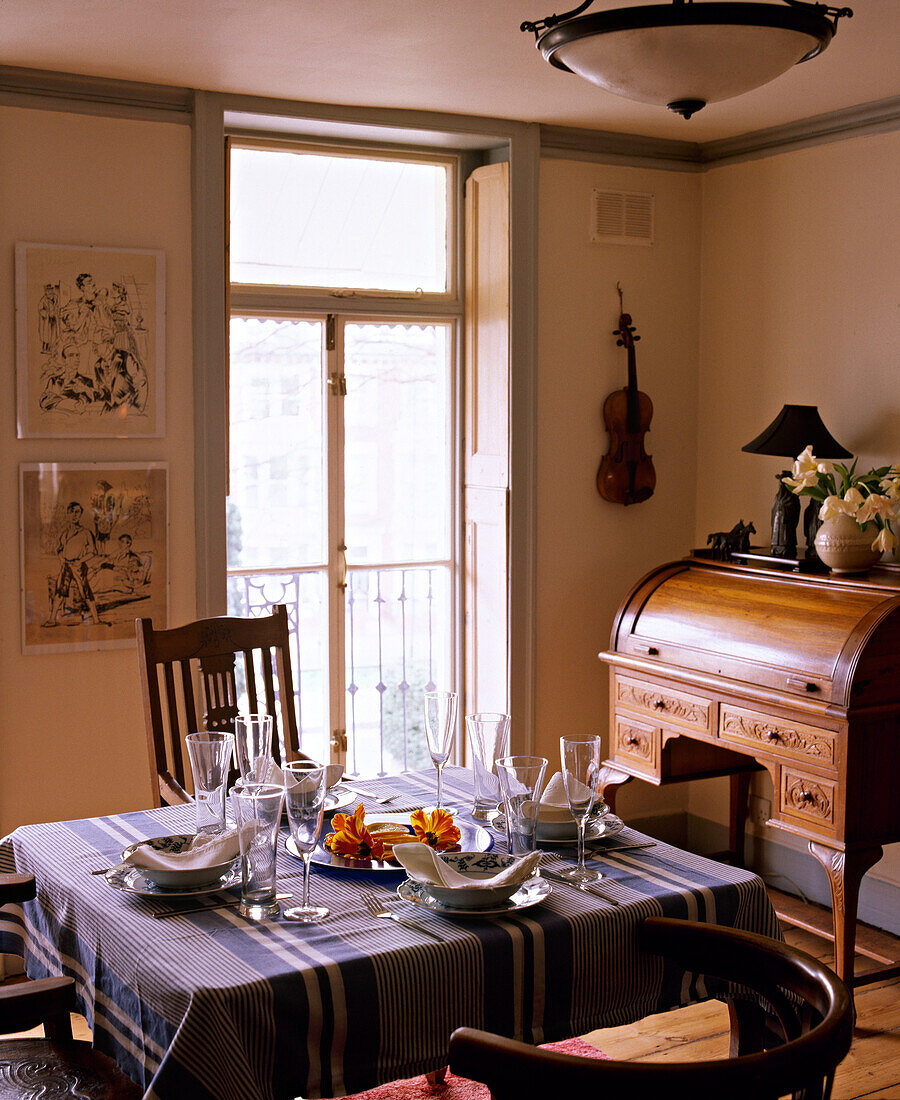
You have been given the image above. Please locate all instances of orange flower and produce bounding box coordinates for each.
[325,804,386,860]
[410,808,461,851]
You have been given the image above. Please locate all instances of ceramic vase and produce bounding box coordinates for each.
[814,513,881,574]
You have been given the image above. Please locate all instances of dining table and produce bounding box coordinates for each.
[0,765,782,1100]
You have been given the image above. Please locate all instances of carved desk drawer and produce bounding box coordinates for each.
[779,768,837,835]
[614,675,712,733]
[719,705,836,769]
[613,715,659,773]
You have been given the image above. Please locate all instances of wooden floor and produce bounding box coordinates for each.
[7,888,900,1098]
[584,888,900,1099]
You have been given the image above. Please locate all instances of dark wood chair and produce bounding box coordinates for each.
[449,916,853,1100]
[0,873,141,1098]
[136,604,309,807]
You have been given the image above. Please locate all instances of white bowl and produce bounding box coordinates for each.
[122,834,237,889]
[425,851,531,909]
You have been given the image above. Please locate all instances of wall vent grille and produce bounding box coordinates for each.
[591,189,654,246]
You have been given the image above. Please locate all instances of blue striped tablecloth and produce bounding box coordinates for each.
[0,766,781,1100]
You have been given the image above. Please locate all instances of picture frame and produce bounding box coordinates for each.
[15,242,165,438]
[19,462,169,654]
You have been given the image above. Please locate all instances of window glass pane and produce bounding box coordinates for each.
[345,565,451,777]
[230,147,448,293]
[344,323,451,564]
[227,317,325,571]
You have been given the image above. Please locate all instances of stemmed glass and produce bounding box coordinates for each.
[424,690,458,812]
[282,762,330,924]
[559,735,603,882]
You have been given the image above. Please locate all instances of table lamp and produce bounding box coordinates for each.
[742,404,851,560]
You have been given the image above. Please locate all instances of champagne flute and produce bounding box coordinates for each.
[559,736,603,882]
[282,762,330,923]
[424,690,458,812]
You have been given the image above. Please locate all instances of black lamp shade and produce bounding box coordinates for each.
[742,405,851,460]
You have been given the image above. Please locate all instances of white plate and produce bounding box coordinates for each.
[489,812,625,845]
[105,863,240,898]
[287,813,493,873]
[398,875,551,917]
[324,788,356,814]
[120,834,238,888]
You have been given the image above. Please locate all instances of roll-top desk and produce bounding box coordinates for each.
[599,556,900,984]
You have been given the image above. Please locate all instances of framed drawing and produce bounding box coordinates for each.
[15,242,165,438]
[20,463,169,654]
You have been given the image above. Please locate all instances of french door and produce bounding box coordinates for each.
[226,312,456,775]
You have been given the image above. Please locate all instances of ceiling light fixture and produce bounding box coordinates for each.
[521,0,853,119]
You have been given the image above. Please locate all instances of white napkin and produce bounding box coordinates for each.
[123,830,240,873]
[249,759,342,788]
[533,771,576,822]
[392,842,541,889]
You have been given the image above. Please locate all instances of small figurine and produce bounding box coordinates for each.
[706,520,756,560]
[772,474,801,558]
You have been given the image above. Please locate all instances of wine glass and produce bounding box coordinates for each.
[424,691,458,811]
[282,762,330,923]
[559,735,603,882]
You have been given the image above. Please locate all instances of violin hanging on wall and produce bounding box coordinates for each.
[596,284,656,506]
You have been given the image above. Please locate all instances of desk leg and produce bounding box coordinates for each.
[426,1068,447,1084]
[598,766,632,814]
[808,841,883,984]
[728,772,752,868]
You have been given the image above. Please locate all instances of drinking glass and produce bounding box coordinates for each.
[496,755,548,855]
[232,783,284,920]
[234,714,274,782]
[282,762,330,924]
[559,735,603,882]
[466,712,510,819]
[424,690,458,811]
[185,731,235,835]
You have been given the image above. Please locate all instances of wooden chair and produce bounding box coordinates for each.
[0,873,141,1098]
[136,604,308,807]
[449,916,853,1100]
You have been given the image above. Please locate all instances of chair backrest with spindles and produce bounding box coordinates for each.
[135,605,304,807]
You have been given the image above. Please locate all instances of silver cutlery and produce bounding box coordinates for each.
[152,891,293,920]
[360,890,443,941]
[540,867,620,906]
[340,786,399,805]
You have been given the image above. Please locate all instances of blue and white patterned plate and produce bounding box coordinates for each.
[288,812,493,873]
[398,875,551,917]
[105,863,240,898]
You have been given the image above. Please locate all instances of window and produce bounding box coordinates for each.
[227,141,460,775]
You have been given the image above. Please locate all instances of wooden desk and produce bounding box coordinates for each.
[599,556,900,985]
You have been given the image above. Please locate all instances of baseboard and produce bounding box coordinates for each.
[628,811,900,938]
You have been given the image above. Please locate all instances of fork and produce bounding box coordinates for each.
[360,890,444,941]
[340,786,399,805]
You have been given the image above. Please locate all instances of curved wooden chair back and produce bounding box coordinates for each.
[135,605,303,807]
[449,916,853,1100]
[0,874,141,1097]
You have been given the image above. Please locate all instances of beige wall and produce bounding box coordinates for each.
[693,129,900,886]
[534,157,701,819]
[0,105,194,836]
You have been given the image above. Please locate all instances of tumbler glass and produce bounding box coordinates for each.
[283,762,330,924]
[232,783,284,920]
[496,755,548,855]
[185,731,235,835]
[234,714,274,782]
[466,712,510,820]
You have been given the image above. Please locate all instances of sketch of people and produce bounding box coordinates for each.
[39,341,95,411]
[43,502,104,627]
[38,283,60,355]
[90,479,124,555]
[90,533,146,595]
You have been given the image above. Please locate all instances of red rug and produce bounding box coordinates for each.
[339,1037,607,1099]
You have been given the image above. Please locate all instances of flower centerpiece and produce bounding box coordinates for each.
[324,804,461,862]
[783,446,900,570]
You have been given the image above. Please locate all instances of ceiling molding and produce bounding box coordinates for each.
[0,65,192,121]
[541,95,900,171]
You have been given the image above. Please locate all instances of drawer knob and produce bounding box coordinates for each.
[625,735,640,746]
[766,730,781,742]
[787,677,820,693]
[652,699,666,710]
[799,790,813,804]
